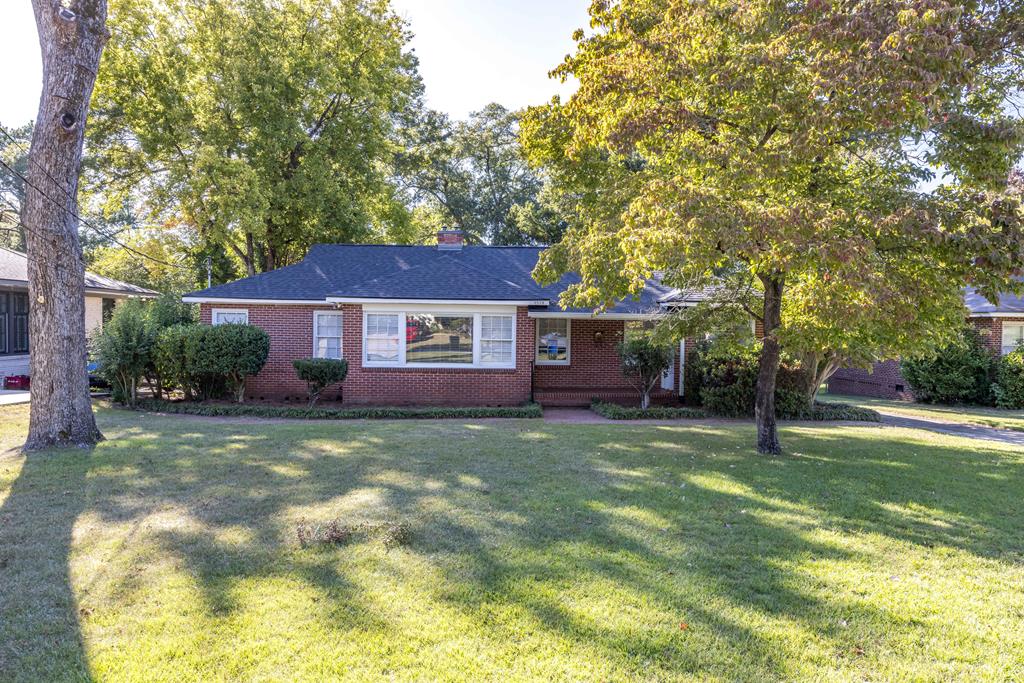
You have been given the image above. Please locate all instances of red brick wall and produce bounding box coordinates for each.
[201,303,535,405]
[828,359,911,399]
[534,319,633,391]
[828,316,1024,399]
[533,319,684,403]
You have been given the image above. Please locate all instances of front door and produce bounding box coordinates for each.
[661,352,675,391]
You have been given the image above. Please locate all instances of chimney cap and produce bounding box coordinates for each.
[437,228,465,251]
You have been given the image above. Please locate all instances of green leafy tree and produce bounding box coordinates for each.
[88,0,422,276]
[617,336,674,409]
[401,104,554,244]
[523,0,1024,453]
[94,299,154,406]
[0,122,32,251]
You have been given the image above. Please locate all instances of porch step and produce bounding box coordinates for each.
[534,388,676,408]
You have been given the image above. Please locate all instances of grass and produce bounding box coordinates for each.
[1,403,1022,681]
[822,392,1024,432]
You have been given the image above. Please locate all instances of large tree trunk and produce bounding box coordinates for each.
[22,0,108,450]
[755,274,784,455]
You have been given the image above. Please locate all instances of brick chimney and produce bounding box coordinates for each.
[437,228,464,251]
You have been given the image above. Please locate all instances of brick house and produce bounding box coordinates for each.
[183,230,707,406]
[0,247,156,383]
[829,288,1024,399]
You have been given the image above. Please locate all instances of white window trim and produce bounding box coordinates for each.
[211,308,248,325]
[536,318,571,366]
[1002,323,1024,356]
[313,310,343,359]
[362,307,517,369]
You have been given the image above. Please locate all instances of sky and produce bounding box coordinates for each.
[0,0,587,127]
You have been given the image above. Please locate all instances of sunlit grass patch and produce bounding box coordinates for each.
[0,403,1022,681]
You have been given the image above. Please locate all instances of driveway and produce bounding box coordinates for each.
[877,412,1024,446]
[0,390,29,406]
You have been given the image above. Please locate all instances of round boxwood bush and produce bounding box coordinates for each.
[901,328,996,405]
[205,323,270,403]
[992,348,1024,409]
[293,358,349,407]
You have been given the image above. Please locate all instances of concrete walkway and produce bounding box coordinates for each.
[0,390,30,406]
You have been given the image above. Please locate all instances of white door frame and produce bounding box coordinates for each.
[678,339,686,398]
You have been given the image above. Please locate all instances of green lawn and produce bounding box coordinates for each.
[1,404,1022,682]
[822,392,1024,432]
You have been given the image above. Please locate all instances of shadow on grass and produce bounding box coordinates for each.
[0,450,93,682]
[2,411,1022,679]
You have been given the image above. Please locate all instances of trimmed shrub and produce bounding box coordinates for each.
[133,399,543,420]
[992,349,1024,409]
[293,358,349,407]
[901,328,996,405]
[93,299,154,406]
[204,324,270,403]
[154,324,198,399]
[697,347,808,418]
[591,401,705,420]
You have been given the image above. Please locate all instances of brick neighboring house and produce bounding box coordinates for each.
[0,247,156,383]
[183,230,709,407]
[829,288,1024,399]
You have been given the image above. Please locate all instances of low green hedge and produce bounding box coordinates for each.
[591,400,879,422]
[591,401,706,420]
[134,399,543,420]
[793,402,881,422]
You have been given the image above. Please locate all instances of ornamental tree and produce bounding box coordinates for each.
[523,0,1024,453]
[617,336,674,409]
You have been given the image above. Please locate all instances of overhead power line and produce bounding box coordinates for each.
[0,126,188,271]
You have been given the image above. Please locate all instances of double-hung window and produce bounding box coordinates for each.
[481,315,514,364]
[365,313,401,363]
[536,318,569,365]
[1003,323,1024,356]
[363,309,516,368]
[314,312,343,359]
[0,292,29,356]
[212,309,248,325]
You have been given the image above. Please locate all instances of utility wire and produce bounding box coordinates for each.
[0,149,188,271]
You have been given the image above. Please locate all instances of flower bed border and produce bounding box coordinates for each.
[134,399,543,420]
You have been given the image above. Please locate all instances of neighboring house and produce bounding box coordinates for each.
[183,230,710,406]
[830,288,1024,399]
[0,247,157,382]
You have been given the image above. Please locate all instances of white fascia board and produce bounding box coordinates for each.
[970,312,1024,318]
[528,311,665,320]
[327,297,549,306]
[181,297,330,305]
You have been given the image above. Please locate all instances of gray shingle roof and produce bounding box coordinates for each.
[965,285,1024,315]
[0,247,157,296]
[185,244,673,315]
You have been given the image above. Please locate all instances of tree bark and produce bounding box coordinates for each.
[22,0,108,450]
[755,274,784,455]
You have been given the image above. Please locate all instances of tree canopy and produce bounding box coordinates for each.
[522,0,1024,453]
[88,0,423,276]
[399,103,557,245]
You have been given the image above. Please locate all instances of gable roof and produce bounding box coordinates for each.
[184,244,674,316]
[0,247,157,297]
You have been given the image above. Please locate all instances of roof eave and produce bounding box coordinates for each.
[326,296,551,306]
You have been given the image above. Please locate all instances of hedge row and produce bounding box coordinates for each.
[794,402,881,422]
[134,399,543,420]
[591,399,879,422]
[591,401,706,420]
